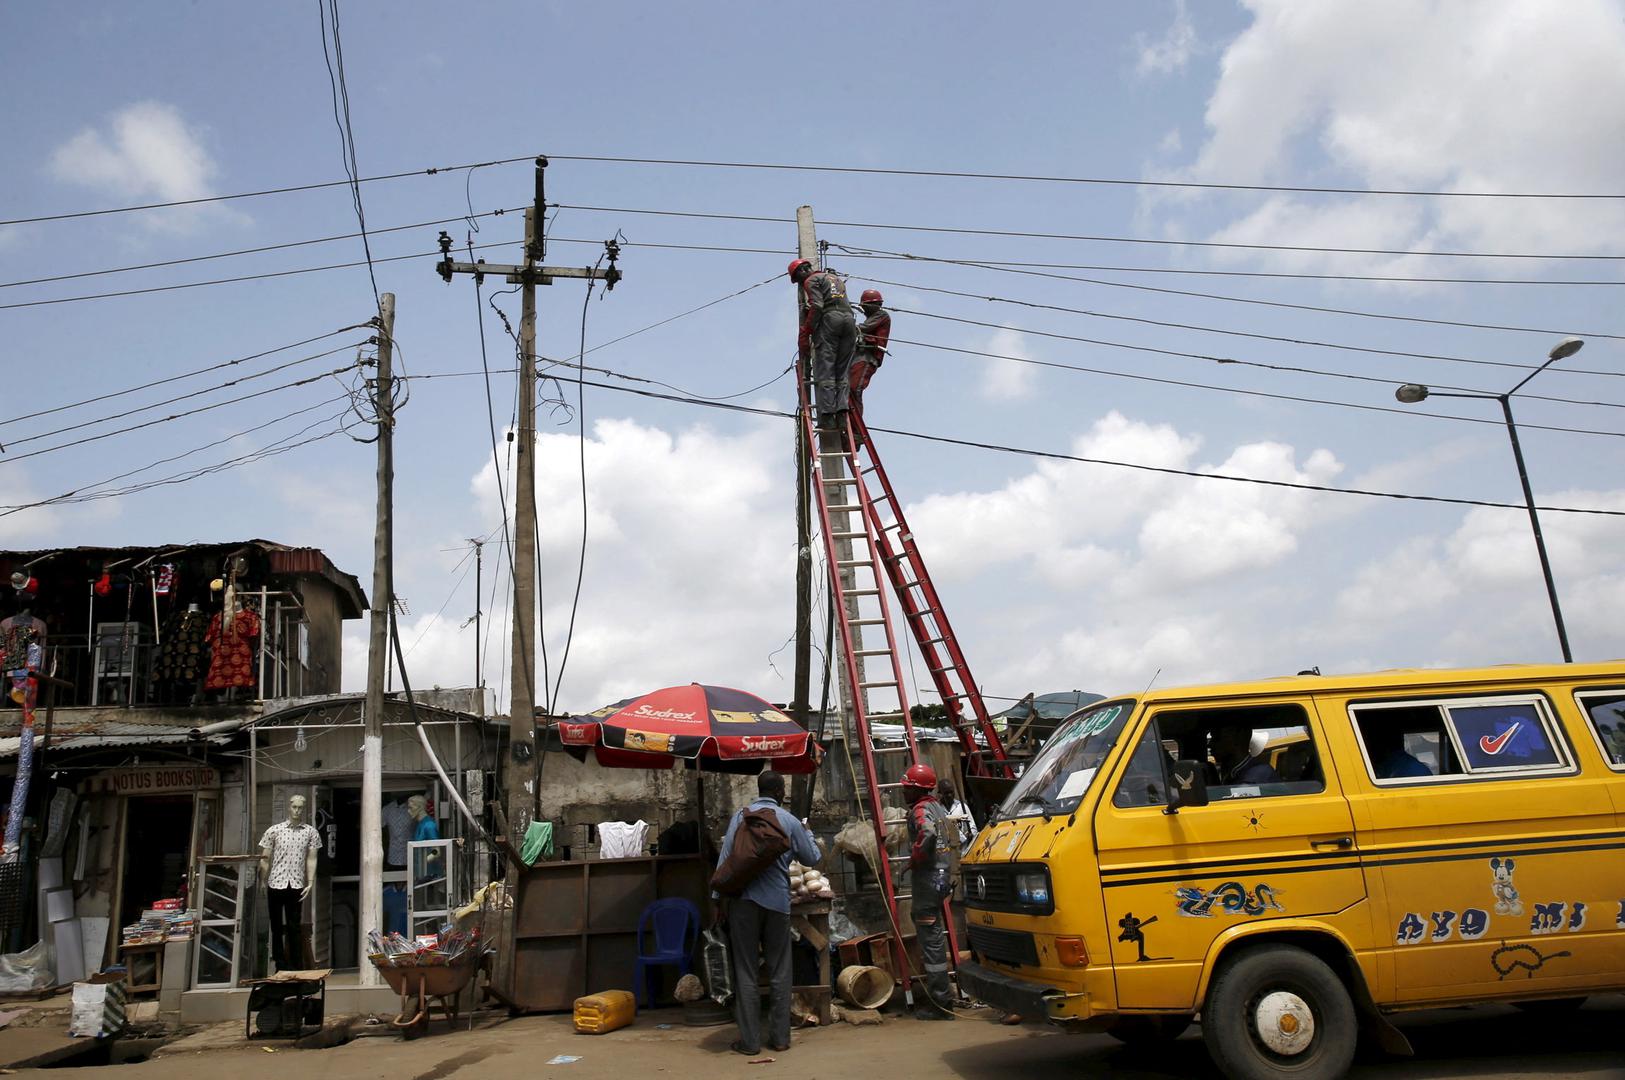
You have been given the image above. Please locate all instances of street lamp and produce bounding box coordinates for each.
[1394,337,1584,662]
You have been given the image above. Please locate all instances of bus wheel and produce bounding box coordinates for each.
[1202,944,1357,1080]
[1106,1015,1191,1046]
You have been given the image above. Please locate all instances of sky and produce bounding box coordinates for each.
[3,1,1624,717]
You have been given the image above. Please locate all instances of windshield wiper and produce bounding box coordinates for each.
[1013,793,1061,820]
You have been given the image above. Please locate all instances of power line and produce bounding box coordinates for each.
[830,244,1625,341]
[1,154,538,228]
[0,325,369,428]
[0,210,516,290]
[0,360,359,466]
[892,336,1625,439]
[548,153,1625,200]
[317,0,381,313]
[894,308,1625,411]
[1,340,368,449]
[400,367,1625,518]
[861,275,1625,380]
[1,404,352,515]
[554,202,1625,262]
[0,396,351,515]
[0,239,518,310]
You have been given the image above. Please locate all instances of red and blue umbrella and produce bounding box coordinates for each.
[556,683,818,773]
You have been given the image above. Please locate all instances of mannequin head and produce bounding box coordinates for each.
[286,794,307,826]
[406,794,428,822]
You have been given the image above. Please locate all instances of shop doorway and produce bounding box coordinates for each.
[117,796,195,934]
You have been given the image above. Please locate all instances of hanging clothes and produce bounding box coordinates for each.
[597,820,649,859]
[154,609,209,684]
[203,607,260,691]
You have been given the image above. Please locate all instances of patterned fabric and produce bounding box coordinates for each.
[0,616,45,675]
[382,801,411,867]
[203,608,260,690]
[259,820,321,889]
[154,609,209,686]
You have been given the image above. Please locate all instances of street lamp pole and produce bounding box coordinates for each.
[1394,336,1583,664]
[1495,392,1572,663]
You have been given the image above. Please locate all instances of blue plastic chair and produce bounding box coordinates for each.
[634,897,700,1006]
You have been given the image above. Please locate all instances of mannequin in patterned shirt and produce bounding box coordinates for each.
[258,794,320,970]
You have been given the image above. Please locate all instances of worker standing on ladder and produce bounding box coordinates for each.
[790,258,856,431]
[902,762,955,1018]
[848,288,891,445]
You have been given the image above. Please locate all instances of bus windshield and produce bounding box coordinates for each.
[997,699,1135,818]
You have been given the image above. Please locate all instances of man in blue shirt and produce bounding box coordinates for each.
[715,771,822,1056]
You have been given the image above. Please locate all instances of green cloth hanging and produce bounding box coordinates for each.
[520,820,554,866]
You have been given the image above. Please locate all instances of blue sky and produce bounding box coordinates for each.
[4,1,1624,713]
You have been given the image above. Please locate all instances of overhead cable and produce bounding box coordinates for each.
[0,324,369,427]
[830,243,1625,341]
[891,336,1625,439]
[893,308,1625,410]
[0,210,517,290]
[861,275,1625,380]
[554,202,1625,262]
[0,360,359,465]
[547,153,1625,200]
[1,154,538,227]
[2,341,368,449]
[400,368,1625,519]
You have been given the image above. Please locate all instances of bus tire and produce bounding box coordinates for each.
[1106,1014,1192,1046]
[1202,944,1357,1080]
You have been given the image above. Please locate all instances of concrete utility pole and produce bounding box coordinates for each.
[435,158,622,851]
[360,291,395,986]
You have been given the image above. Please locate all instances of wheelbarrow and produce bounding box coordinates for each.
[370,951,486,1037]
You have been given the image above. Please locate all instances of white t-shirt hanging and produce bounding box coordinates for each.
[597,820,649,859]
[259,821,321,889]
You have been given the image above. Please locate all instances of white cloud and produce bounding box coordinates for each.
[358,414,799,714]
[1165,1,1625,263]
[49,102,232,231]
[1136,0,1199,76]
[978,327,1038,401]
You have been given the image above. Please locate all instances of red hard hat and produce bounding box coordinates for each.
[903,763,938,790]
[787,258,813,281]
[860,288,883,305]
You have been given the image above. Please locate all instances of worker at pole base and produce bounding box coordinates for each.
[790,258,856,431]
[902,762,955,1018]
[848,288,891,445]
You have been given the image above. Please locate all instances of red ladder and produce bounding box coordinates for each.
[798,384,924,1003]
[848,410,1014,781]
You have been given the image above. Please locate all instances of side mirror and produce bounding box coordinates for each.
[1165,760,1209,813]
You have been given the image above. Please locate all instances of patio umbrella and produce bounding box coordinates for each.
[556,683,819,774]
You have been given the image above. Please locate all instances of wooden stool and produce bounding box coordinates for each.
[120,941,165,998]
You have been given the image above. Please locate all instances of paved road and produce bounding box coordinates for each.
[43,994,1625,1079]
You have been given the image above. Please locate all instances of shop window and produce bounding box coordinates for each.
[1113,703,1324,808]
[1352,695,1572,784]
[1574,689,1625,770]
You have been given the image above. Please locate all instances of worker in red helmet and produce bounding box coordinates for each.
[848,288,891,446]
[788,258,857,431]
[901,761,955,1017]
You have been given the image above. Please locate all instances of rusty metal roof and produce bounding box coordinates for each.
[0,715,242,759]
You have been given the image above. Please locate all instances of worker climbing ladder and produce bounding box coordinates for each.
[796,368,1013,1007]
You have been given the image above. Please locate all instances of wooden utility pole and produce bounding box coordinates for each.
[360,291,395,986]
[435,158,622,850]
[790,208,815,788]
[791,209,862,817]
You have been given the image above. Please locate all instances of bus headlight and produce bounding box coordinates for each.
[1015,869,1051,906]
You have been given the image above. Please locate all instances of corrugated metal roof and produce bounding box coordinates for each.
[0,718,236,759]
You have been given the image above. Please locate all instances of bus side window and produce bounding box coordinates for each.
[1112,724,1170,809]
[1575,690,1625,769]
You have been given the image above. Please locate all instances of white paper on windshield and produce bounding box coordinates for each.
[1056,767,1097,801]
